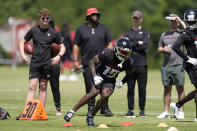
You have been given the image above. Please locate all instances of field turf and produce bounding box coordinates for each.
[0,66,197,131]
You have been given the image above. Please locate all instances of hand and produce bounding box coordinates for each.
[116,80,123,89]
[138,41,143,45]
[186,56,197,66]
[93,75,103,86]
[163,46,171,53]
[51,55,60,65]
[21,55,30,63]
[73,61,79,69]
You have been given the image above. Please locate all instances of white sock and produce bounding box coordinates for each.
[70,109,75,113]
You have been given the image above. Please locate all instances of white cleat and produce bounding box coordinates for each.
[56,112,62,116]
[59,74,67,81]
[194,118,197,122]
[157,111,170,119]
[170,103,180,119]
[178,112,184,119]
[68,74,78,81]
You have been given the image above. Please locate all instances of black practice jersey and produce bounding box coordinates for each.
[96,48,133,83]
[173,29,197,61]
[24,26,61,64]
[124,28,150,65]
[74,23,112,66]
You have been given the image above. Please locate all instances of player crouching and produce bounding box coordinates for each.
[64,38,133,126]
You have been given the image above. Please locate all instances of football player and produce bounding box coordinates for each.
[64,38,133,126]
[171,9,197,122]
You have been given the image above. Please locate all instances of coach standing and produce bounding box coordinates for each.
[72,8,113,116]
[123,10,150,117]
[157,14,186,119]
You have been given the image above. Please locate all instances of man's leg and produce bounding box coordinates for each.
[87,87,112,126]
[83,67,96,115]
[26,78,39,104]
[64,85,100,122]
[176,85,185,112]
[164,86,172,112]
[39,78,48,106]
[125,69,136,117]
[137,66,147,117]
[194,85,197,119]
[49,63,61,115]
[92,88,113,116]
[157,85,171,119]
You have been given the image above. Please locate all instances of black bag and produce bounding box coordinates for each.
[0,107,10,120]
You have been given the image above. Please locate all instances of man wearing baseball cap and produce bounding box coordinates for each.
[123,10,150,118]
[70,8,113,118]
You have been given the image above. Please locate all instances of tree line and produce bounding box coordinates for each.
[0,0,196,68]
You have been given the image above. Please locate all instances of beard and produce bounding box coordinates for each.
[87,17,99,25]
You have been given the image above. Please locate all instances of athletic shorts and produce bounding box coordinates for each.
[92,78,115,92]
[161,65,185,86]
[29,62,52,80]
[184,62,197,85]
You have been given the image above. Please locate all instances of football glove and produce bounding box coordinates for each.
[93,75,103,86]
[186,56,197,66]
[115,80,123,88]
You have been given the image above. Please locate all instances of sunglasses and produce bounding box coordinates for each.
[41,17,49,21]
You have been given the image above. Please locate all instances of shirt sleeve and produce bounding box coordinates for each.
[158,33,165,47]
[73,28,81,46]
[54,32,62,44]
[24,28,33,41]
[172,35,188,61]
[104,26,112,44]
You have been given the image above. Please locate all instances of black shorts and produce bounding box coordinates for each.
[184,62,197,85]
[29,62,52,80]
[92,78,115,92]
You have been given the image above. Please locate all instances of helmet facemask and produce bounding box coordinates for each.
[115,46,131,61]
[184,9,197,30]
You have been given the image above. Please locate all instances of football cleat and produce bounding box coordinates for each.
[194,118,197,122]
[64,111,74,122]
[179,112,184,119]
[170,103,180,119]
[86,115,94,126]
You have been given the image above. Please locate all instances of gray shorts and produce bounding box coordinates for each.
[161,65,185,86]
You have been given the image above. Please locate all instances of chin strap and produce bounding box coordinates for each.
[118,60,124,68]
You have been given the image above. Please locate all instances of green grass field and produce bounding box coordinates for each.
[0,66,197,131]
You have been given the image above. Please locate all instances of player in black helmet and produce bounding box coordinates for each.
[64,38,133,126]
[171,9,197,122]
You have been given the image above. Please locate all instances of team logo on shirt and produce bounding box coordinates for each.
[47,33,51,36]
[194,37,197,48]
[139,31,143,35]
[91,28,95,34]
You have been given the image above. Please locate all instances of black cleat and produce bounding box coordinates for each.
[86,115,94,126]
[64,111,74,122]
[100,108,113,116]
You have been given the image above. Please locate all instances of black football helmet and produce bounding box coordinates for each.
[114,38,132,61]
[184,9,197,30]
